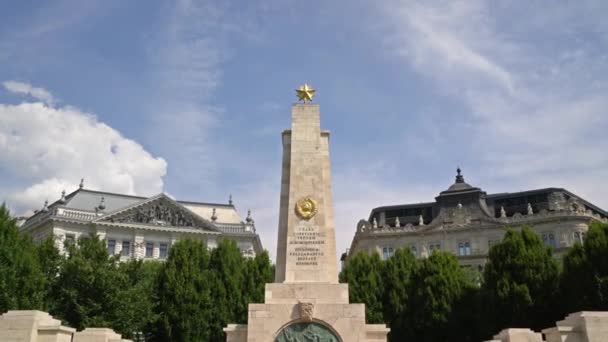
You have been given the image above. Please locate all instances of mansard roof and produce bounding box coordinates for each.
[63,189,144,212]
[487,187,608,217]
[22,186,254,231]
[26,187,245,222]
[366,170,608,222]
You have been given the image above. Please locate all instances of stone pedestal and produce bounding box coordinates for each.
[542,311,608,342]
[225,101,389,341]
[0,310,75,342]
[0,311,131,342]
[72,328,132,342]
[245,283,387,341]
[486,328,543,342]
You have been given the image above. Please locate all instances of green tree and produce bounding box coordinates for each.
[36,235,63,311]
[483,226,560,332]
[583,221,608,307]
[407,251,475,342]
[242,250,274,307]
[382,248,416,341]
[561,221,608,312]
[560,242,594,313]
[50,232,124,330]
[0,203,45,312]
[155,239,217,342]
[208,239,247,341]
[113,259,162,340]
[339,251,385,323]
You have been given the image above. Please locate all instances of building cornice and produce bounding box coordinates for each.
[353,209,604,241]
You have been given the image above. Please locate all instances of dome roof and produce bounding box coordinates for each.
[441,168,479,194]
[447,181,474,192]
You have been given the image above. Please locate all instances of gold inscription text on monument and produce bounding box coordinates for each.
[289,224,326,266]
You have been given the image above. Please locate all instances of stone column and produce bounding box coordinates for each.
[275,104,338,284]
[153,242,160,259]
[134,233,145,260]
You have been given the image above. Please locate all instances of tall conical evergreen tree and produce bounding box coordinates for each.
[0,203,45,312]
[36,235,62,311]
[242,250,273,310]
[382,248,416,341]
[339,251,385,323]
[156,239,217,342]
[408,251,474,342]
[208,239,247,341]
[113,259,162,340]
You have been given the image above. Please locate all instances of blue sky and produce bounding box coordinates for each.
[1,0,607,261]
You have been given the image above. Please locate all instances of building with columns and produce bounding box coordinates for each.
[20,182,263,260]
[343,169,608,269]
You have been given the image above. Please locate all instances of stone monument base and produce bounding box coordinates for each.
[224,283,389,342]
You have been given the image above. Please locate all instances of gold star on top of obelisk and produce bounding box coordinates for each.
[296,83,315,103]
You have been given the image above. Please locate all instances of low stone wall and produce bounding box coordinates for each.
[0,310,131,342]
[487,312,608,342]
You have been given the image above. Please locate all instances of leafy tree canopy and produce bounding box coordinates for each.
[0,203,45,312]
[483,226,560,331]
[339,251,385,324]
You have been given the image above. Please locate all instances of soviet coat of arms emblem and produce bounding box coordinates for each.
[295,197,318,220]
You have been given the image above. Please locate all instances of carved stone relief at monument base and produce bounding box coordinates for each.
[103,200,196,227]
[275,322,339,342]
[299,302,314,322]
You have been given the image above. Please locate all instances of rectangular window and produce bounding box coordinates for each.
[145,242,154,258]
[382,247,394,260]
[107,239,116,255]
[542,232,556,249]
[458,242,471,256]
[159,243,168,259]
[122,240,131,257]
[65,234,76,248]
[410,245,418,257]
[429,242,441,252]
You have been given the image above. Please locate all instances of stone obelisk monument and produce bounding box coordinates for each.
[224,84,389,342]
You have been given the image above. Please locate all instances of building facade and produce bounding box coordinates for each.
[20,183,263,260]
[344,169,608,269]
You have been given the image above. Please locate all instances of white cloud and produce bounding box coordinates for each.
[3,80,55,105]
[143,1,229,189]
[0,83,167,214]
[386,1,515,93]
[377,0,608,209]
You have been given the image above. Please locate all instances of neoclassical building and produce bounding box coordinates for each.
[343,169,608,269]
[20,181,263,260]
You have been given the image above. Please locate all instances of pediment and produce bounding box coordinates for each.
[95,194,219,232]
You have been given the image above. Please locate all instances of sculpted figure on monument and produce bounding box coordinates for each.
[298,302,315,322]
